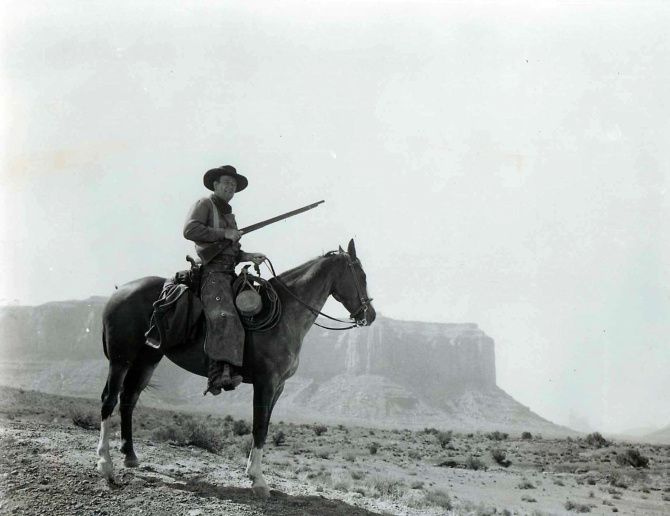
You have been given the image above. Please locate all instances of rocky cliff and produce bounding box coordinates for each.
[0,297,569,434]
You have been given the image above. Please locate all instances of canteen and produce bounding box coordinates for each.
[235,289,262,316]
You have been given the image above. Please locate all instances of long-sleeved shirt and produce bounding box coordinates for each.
[183,195,243,264]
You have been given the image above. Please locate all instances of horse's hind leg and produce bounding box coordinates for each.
[119,349,162,468]
[97,362,128,481]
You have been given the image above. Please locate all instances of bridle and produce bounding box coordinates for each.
[263,251,373,331]
[334,253,374,324]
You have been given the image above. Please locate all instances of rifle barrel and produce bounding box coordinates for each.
[241,200,325,234]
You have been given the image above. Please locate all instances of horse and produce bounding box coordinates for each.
[96,239,376,496]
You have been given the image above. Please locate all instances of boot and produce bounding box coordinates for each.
[221,363,243,391]
[203,360,225,396]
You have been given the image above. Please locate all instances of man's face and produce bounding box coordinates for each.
[213,176,238,202]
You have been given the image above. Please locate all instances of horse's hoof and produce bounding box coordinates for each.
[97,459,114,482]
[252,484,271,498]
[123,455,140,468]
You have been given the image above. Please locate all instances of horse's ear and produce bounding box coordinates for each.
[338,245,345,253]
[347,238,357,259]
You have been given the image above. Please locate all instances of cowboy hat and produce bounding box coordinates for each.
[203,165,248,192]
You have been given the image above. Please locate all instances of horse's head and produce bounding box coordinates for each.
[330,239,376,326]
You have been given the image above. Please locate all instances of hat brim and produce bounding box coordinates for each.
[203,168,248,192]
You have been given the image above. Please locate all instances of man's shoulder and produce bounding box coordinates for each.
[191,196,214,208]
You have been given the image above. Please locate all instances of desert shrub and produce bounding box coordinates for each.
[437,459,460,468]
[422,427,439,435]
[151,424,189,445]
[407,449,422,460]
[410,480,424,489]
[436,430,453,448]
[607,471,628,489]
[367,476,406,498]
[584,432,610,448]
[465,455,486,471]
[486,431,509,441]
[315,448,331,459]
[307,469,332,486]
[491,448,511,467]
[615,448,649,468]
[187,421,223,453]
[313,424,328,436]
[333,479,350,492]
[457,501,499,515]
[232,419,251,436]
[350,470,365,480]
[423,489,452,510]
[517,479,535,489]
[565,500,592,512]
[272,430,286,447]
[521,431,533,440]
[343,451,357,462]
[69,407,98,430]
[152,418,222,453]
[369,442,379,455]
[223,414,234,423]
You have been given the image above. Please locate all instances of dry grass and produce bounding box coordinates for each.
[151,415,223,453]
[69,407,98,431]
[366,475,406,498]
[565,499,592,512]
[423,488,452,510]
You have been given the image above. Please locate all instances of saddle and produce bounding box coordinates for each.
[145,257,281,352]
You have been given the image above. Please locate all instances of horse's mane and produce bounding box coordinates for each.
[275,251,341,286]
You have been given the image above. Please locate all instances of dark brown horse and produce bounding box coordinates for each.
[96,239,375,495]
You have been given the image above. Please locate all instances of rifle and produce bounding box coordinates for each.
[198,200,325,263]
[240,200,324,235]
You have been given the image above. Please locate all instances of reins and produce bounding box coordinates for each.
[263,256,364,331]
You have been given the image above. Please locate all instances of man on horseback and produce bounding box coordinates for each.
[183,165,266,395]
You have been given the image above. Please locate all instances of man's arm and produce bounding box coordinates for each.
[183,198,234,242]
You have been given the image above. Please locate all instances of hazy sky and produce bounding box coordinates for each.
[2,1,669,434]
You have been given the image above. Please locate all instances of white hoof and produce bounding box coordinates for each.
[97,458,114,481]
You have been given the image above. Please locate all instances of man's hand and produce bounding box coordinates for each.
[223,229,242,242]
[243,252,267,265]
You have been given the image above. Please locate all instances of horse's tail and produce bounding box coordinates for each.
[102,323,109,360]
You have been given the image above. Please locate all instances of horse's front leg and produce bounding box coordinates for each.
[246,380,284,497]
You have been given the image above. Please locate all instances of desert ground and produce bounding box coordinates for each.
[0,386,668,516]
